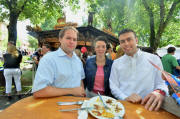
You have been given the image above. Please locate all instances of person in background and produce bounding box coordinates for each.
[75,49,85,67]
[111,48,116,60]
[161,47,180,117]
[106,44,116,60]
[32,26,85,98]
[106,45,112,60]
[32,48,42,68]
[87,51,93,58]
[82,52,88,65]
[75,49,82,58]
[3,44,22,100]
[173,59,180,77]
[161,47,180,74]
[80,47,88,65]
[110,29,168,111]
[41,43,52,56]
[84,36,113,97]
[115,46,124,59]
[140,47,162,59]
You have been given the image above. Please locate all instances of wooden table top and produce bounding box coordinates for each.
[0,96,178,119]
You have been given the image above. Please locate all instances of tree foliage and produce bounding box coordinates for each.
[141,0,180,50]
[0,0,80,45]
[28,35,38,50]
[85,0,180,50]
[41,16,58,30]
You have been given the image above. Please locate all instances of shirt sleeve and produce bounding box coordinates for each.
[109,62,128,100]
[154,56,169,96]
[171,57,179,68]
[32,56,55,93]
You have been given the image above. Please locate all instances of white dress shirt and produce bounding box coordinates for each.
[110,49,168,100]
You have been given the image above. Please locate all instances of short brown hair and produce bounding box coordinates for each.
[118,29,137,38]
[94,36,108,48]
[59,26,79,38]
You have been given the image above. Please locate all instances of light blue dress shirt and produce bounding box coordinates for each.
[32,48,85,93]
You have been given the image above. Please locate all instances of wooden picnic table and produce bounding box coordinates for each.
[0,96,178,119]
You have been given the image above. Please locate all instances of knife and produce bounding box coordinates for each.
[57,101,83,105]
[59,107,93,112]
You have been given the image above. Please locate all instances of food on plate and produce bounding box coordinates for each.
[88,96,125,119]
[96,97,100,102]
[91,108,115,118]
[101,109,114,118]
[92,110,101,116]
[106,99,113,104]
[115,105,122,113]
[94,104,101,110]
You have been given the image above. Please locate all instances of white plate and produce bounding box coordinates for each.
[87,96,125,119]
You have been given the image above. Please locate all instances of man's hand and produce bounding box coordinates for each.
[71,87,85,97]
[125,93,142,103]
[141,91,165,111]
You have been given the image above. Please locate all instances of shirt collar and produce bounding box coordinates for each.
[57,47,76,57]
[125,48,142,59]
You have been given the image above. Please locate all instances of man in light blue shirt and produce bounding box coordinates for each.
[32,26,85,98]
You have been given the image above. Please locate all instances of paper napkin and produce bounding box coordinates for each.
[77,100,89,119]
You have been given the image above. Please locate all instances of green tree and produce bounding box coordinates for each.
[28,35,38,50]
[0,0,80,45]
[41,16,58,31]
[160,20,180,47]
[85,0,180,50]
[142,0,180,50]
[85,0,127,33]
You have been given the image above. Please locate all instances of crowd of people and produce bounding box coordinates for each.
[1,26,180,117]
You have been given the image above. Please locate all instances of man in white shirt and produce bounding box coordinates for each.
[109,29,168,111]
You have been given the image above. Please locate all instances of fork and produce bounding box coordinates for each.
[57,101,84,105]
[97,92,110,110]
[59,107,93,112]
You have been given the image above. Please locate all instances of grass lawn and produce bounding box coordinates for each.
[21,70,34,86]
[0,86,32,95]
[0,69,33,95]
